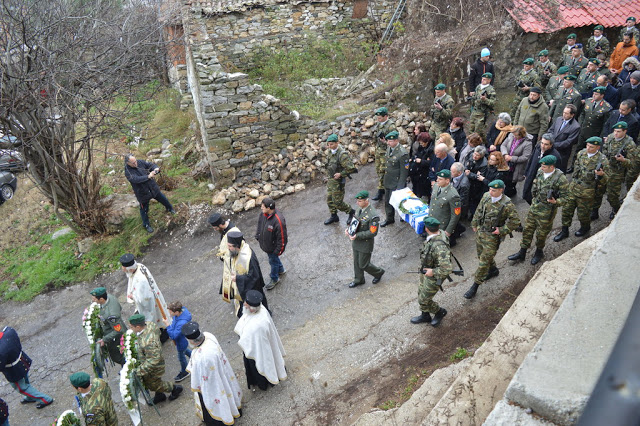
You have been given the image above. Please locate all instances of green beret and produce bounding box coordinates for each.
[613,121,628,130]
[90,287,107,298]
[628,17,636,22]
[593,86,606,94]
[586,136,603,146]
[374,107,388,116]
[436,169,452,179]
[326,134,338,143]
[434,83,446,90]
[539,155,557,166]
[488,179,505,189]
[594,25,604,31]
[481,72,493,79]
[564,74,578,81]
[129,313,146,325]
[589,58,601,65]
[385,130,399,140]
[355,190,369,199]
[538,49,549,56]
[557,66,570,74]
[522,58,534,65]
[567,33,577,39]
[70,372,91,388]
[423,217,441,230]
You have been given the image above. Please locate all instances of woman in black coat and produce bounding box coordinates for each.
[408,132,434,200]
[446,117,468,161]
[478,151,511,192]
[464,145,488,220]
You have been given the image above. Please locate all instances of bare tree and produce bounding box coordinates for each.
[0,0,180,234]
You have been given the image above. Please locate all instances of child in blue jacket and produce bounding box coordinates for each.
[163,301,193,381]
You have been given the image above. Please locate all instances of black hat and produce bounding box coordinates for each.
[120,253,135,267]
[245,290,263,307]
[181,321,201,339]
[262,198,275,209]
[208,213,223,226]
[227,230,244,247]
[529,87,542,94]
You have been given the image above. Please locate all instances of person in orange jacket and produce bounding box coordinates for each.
[610,33,639,75]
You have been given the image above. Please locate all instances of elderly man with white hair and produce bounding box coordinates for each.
[428,143,455,187]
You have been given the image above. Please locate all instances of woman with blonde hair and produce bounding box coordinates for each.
[437,133,456,157]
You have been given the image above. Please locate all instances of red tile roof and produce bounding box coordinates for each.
[506,0,640,33]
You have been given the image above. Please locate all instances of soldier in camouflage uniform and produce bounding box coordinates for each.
[535,50,557,90]
[549,75,582,121]
[429,83,455,139]
[129,314,182,405]
[323,134,357,225]
[90,287,125,366]
[508,155,568,265]
[70,372,118,426]
[574,86,612,173]
[410,217,451,326]
[511,58,541,116]
[346,191,384,288]
[371,107,397,201]
[585,25,611,58]
[554,137,608,241]
[560,34,578,65]
[620,17,640,44]
[469,73,496,138]
[465,180,521,299]
[575,59,602,96]
[544,66,569,103]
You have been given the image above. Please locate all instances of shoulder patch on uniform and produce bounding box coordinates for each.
[108,316,118,323]
[86,413,95,424]
[454,200,461,216]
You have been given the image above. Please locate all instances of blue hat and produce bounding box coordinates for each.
[481,48,490,57]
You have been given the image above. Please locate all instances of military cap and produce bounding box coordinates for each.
[567,33,577,39]
[589,58,601,65]
[226,230,244,247]
[434,83,446,90]
[488,179,505,189]
[69,372,91,389]
[481,72,493,79]
[593,86,606,94]
[326,134,338,143]
[423,217,441,230]
[355,190,369,199]
[557,66,570,74]
[119,253,135,267]
[628,17,636,22]
[385,130,399,140]
[436,169,451,179]
[208,212,223,226]
[538,49,549,56]
[90,287,107,298]
[539,155,557,166]
[586,136,603,146]
[594,25,604,31]
[564,74,578,81]
[529,87,542,94]
[481,48,490,57]
[128,313,146,326]
[374,107,388,116]
[181,321,201,339]
[245,290,263,307]
[574,43,583,49]
[613,121,628,130]
[522,58,534,65]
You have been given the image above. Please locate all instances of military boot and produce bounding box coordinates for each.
[590,208,599,221]
[168,385,183,401]
[575,226,590,237]
[152,392,167,405]
[487,266,500,279]
[371,188,385,201]
[609,208,618,220]
[346,209,355,225]
[324,214,339,225]
[430,308,447,327]
[553,226,569,242]
[530,248,544,265]
[410,312,432,324]
[464,283,480,299]
[508,248,526,261]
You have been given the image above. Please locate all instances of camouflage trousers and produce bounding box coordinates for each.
[469,111,488,138]
[429,122,447,140]
[418,275,440,314]
[375,147,386,190]
[605,170,627,212]
[474,232,501,284]
[521,204,557,250]
[141,368,173,394]
[561,187,595,228]
[326,179,351,214]
[352,249,384,285]
[626,163,639,190]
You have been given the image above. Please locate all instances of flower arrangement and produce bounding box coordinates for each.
[119,329,139,410]
[82,302,104,376]
[52,410,81,426]
[398,197,428,215]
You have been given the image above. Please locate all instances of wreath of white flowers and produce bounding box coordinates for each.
[119,330,139,410]
[82,302,104,376]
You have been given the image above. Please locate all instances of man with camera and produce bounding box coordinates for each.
[124,154,175,233]
[511,58,541,116]
[535,50,557,89]
[429,83,455,139]
[585,25,611,59]
[469,72,496,138]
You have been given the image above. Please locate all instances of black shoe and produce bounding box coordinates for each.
[575,227,590,237]
[21,398,36,404]
[609,210,616,220]
[371,189,385,201]
[508,248,526,261]
[487,266,499,279]
[174,371,190,382]
[566,167,574,174]
[152,393,167,405]
[168,385,183,401]
[348,281,364,288]
[36,399,53,409]
[324,214,339,225]
[168,209,176,215]
[346,209,355,225]
[591,209,599,221]
[530,249,544,265]
[464,283,480,299]
[553,226,569,242]
[430,308,447,327]
[410,312,432,324]
[372,270,384,284]
[160,328,169,344]
[380,220,395,227]
[145,224,154,233]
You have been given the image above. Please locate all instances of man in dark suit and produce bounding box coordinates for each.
[522,134,563,204]
[617,71,640,114]
[548,104,581,172]
[602,100,640,142]
[589,75,620,109]
[450,162,470,245]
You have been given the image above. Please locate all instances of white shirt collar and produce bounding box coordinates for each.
[587,152,596,158]
[543,171,554,179]
[491,195,503,203]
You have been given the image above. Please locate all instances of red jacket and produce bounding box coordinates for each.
[255,209,288,255]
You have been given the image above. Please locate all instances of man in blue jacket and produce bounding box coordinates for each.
[163,302,193,382]
[124,154,175,233]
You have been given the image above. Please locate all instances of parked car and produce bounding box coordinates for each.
[0,149,26,172]
[0,171,17,204]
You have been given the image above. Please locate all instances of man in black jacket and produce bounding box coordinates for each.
[548,105,581,172]
[469,48,495,96]
[255,198,288,290]
[124,154,175,233]
[522,134,563,204]
[601,100,640,142]
[617,71,640,114]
